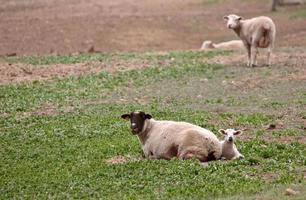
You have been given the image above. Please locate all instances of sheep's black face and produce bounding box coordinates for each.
[121,111,152,134]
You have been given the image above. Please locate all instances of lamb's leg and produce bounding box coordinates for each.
[233,152,244,160]
[233,154,244,160]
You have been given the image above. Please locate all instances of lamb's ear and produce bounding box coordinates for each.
[145,114,152,119]
[121,114,131,120]
[234,130,242,135]
[223,16,229,21]
[218,129,226,135]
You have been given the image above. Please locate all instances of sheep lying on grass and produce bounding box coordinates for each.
[219,128,244,160]
[223,14,276,67]
[121,111,222,162]
[200,40,244,50]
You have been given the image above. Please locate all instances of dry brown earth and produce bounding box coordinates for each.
[0,0,305,56]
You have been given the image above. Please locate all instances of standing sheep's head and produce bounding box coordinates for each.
[121,111,152,134]
[223,14,243,29]
[219,129,242,142]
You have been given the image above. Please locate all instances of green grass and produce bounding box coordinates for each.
[1,50,305,199]
[3,52,115,65]
[291,7,306,19]
[202,0,224,5]
[3,50,227,65]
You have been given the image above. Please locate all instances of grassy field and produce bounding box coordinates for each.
[1,50,305,199]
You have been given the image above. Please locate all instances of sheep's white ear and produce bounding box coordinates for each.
[218,129,226,135]
[223,16,229,21]
[121,114,130,120]
[234,130,242,135]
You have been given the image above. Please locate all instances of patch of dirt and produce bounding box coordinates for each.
[0,0,306,56]
[261,172,279,182]
[285,188,299,196]
[105,155,143,165]
[19,103,58,117]
[236,132,256,142]
[0,58,167,85]
[208,50,306,90]
[263,135,306,144]
[1,103,76,118]
[208,50,306,68]
[83,95,151,106]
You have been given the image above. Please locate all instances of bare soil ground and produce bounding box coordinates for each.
[0,0,306,56]
[1,48,305,85]
[0,58,162,85]
[105,155,143,165]
[0,50,306,86]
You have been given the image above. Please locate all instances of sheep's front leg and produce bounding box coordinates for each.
[245,44,251,67]
[143,146,155,159]
[250,46,258,67]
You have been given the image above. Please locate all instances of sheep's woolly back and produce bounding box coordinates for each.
[138,119,222,161]
[235,16,276,48]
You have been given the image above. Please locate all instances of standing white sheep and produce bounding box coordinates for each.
[121,111,222,162]
[219,128,244,160]
[223,14,276,67]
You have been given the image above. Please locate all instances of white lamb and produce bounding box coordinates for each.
[200,40,244,51]
[223,14,276,67]
[121,111,222,162]
[219,129,244,160]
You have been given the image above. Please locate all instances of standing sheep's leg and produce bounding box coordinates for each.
[245,44,251,67]
[267,45,272,66]
[250,46,258,67]
[254,48,259,66]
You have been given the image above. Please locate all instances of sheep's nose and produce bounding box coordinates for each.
[131,123,137,129]
[227,24,232,29]
[229,137,233,142]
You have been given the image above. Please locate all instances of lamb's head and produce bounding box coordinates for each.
[223,14,243,29]
[201,40,214,49]
[219,128,242,143]
[121,111,152,134]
